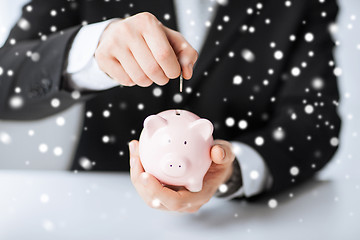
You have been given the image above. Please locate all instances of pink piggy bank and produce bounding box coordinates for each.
[139,109,214,192]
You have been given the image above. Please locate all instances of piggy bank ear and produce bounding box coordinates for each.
[144,115,168,137]
[189,119,214,140]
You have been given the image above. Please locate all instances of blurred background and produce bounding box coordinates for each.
[0,0,359,180]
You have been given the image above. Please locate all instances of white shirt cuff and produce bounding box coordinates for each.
[66,19,119,91]
[222,141,273,199]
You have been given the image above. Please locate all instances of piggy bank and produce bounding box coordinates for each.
[139,109,214,192]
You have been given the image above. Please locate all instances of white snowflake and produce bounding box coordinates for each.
[255,136,264,146]
[290,166,299,176]
[268,199,278,208]
[173,93,183,103]
[50,9,57,17]
[102,135,110,143]
[218,184,228,193]
[0,132,12,144]
[238,120,248,129]
[103,110,110,118]
[26,5,33,12]
[151,198,161,208]
[273,127,285,141]
[304,32,314,42]
[51,98,60,108]
[241,49,255,62]
[14,87,21,93]
[152,87,162,97]
[250,170,259,180]
[274,50,283,60]
[233,75,243,85]
[9,95,24,109]
[79,157,93,170]
[137,103,144,110]
[163,13,170,20]
[330,137,339,146]
[311,78,324,90]
[225,117,235,127]
[39,143,48,153]
[53,147,63,156]
[291,67,301,77]
[56,117,65,126]
[18,18,30,31]
[304,104,314,114]
[333,67,342,76]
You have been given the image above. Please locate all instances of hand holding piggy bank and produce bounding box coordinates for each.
[139,109,214,192]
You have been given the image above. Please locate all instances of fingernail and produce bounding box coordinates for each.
[221,148,225,159]
[188,63,193,77]
[128,141,134,152]
[130,157,135,168]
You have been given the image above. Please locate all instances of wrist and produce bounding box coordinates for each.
[215,157,243,198]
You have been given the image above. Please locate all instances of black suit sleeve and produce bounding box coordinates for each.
[235,0,341,196]
[0,0,83,120]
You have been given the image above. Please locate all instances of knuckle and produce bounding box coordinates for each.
[137,12,156,22]
[157,48,172,61]
[118,22,133,36]
[94,49,106,62]
[146,63,161,76]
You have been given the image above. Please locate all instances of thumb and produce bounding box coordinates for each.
[162,26,198,80]
[211,140,235,165]
[128,140,140,167]
[211,144,227,165]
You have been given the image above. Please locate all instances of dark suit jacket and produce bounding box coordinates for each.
[0,0,341,196]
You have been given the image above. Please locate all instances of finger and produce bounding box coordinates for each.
[129,156,144,184]
[128,140,140,159]
[210,145,226,164]
[129,37,169,86]
[114,48,153,87]
[128,146,181,211]
[142,23,181,79]
[175,187,212,209]
[98,57,135,86]
[163,27,198,80]
[134,167,181,211]
[211,140,235,165]
[141,176,184,211]
[130,168,168,210]
[179,205,201,213]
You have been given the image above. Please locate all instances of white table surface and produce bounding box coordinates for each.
[0,171,358,240]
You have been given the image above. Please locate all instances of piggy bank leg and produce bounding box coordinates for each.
[185,178,203,192]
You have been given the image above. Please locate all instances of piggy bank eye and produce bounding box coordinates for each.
[168,139,171,143]
[184,141,187,145]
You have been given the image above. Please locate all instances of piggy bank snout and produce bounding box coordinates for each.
[161,155,189,178]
